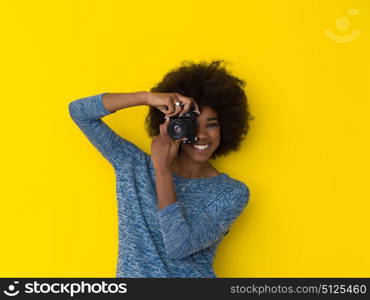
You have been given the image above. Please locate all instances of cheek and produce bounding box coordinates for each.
[211,130,221,149]
[211,129,221,142]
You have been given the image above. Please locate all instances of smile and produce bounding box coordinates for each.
[192,143,210,150]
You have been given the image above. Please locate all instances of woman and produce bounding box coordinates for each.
[68,60,254,278]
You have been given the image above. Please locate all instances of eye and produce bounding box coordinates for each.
[207,123,218,127]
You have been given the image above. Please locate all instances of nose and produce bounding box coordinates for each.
[195,123,210,141]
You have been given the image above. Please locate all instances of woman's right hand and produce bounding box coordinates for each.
[147,92,201,118]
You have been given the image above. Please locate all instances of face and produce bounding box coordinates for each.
[178,105,220,162]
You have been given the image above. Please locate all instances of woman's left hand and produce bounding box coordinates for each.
[151,118,186,173]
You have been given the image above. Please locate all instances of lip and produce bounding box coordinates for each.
[192,143,211,151]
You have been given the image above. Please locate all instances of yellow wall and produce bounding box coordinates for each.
[0,0,369,277]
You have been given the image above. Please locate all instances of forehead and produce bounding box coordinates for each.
[197,106,218,121]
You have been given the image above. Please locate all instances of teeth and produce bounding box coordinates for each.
[193,144,210,150]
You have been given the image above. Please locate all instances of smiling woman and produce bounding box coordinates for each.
[68,59,254,278]
[172,106,221,178]
[145,60,255,160]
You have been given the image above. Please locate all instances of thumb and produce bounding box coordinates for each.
[175,139,184,148]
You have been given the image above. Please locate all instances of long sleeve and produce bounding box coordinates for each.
[157,182,250,260]
[68,92,146,169]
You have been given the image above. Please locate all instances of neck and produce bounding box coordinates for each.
[172,153,212,178]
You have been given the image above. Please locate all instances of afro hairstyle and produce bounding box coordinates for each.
[144,59,254,160]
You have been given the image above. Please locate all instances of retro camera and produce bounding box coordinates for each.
[167,103,199,144]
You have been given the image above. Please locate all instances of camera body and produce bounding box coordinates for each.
[167,105,199,144]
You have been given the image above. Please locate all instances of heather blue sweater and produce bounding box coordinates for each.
[68,93,250,278]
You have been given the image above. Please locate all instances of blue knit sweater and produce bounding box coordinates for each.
[68,93,250,278]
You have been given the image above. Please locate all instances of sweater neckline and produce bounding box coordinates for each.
[172,171,227,181]
[148,155,227,181]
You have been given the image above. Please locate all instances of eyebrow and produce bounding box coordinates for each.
[206,117,218,122]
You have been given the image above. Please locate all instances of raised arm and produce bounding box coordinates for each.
[157,182,250,260]
[68,91,149,169]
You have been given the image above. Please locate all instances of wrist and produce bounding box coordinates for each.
[154,166,172,177]
[138,91,150,106]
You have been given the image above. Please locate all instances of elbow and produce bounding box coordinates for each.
[165,241,191,260]
[68,101,84,123]
[68,101,77,119]
[166,248,188,260]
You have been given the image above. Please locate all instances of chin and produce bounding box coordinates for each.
[188,155,210,163]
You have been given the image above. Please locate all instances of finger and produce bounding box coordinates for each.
[166,95,176,116]
[173,94,190,116]
[158,106,169,114]
[167,94,183,117]
[192,100,201,115]
[170,136,186,145]
[187,97,201,115]
[159,118,171,140]
[176,94,200,116]
[159,120,166,138]
[179,99,191,117]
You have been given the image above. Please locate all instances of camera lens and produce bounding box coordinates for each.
[173,124,182,134]
[167,105,199,140]
[168,119,188,139]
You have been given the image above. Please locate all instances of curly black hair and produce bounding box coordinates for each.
[144,59,254,160]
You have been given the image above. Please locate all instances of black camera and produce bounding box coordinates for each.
[167,104,199,144]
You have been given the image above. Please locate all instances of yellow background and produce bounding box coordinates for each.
[0,0,369,277]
